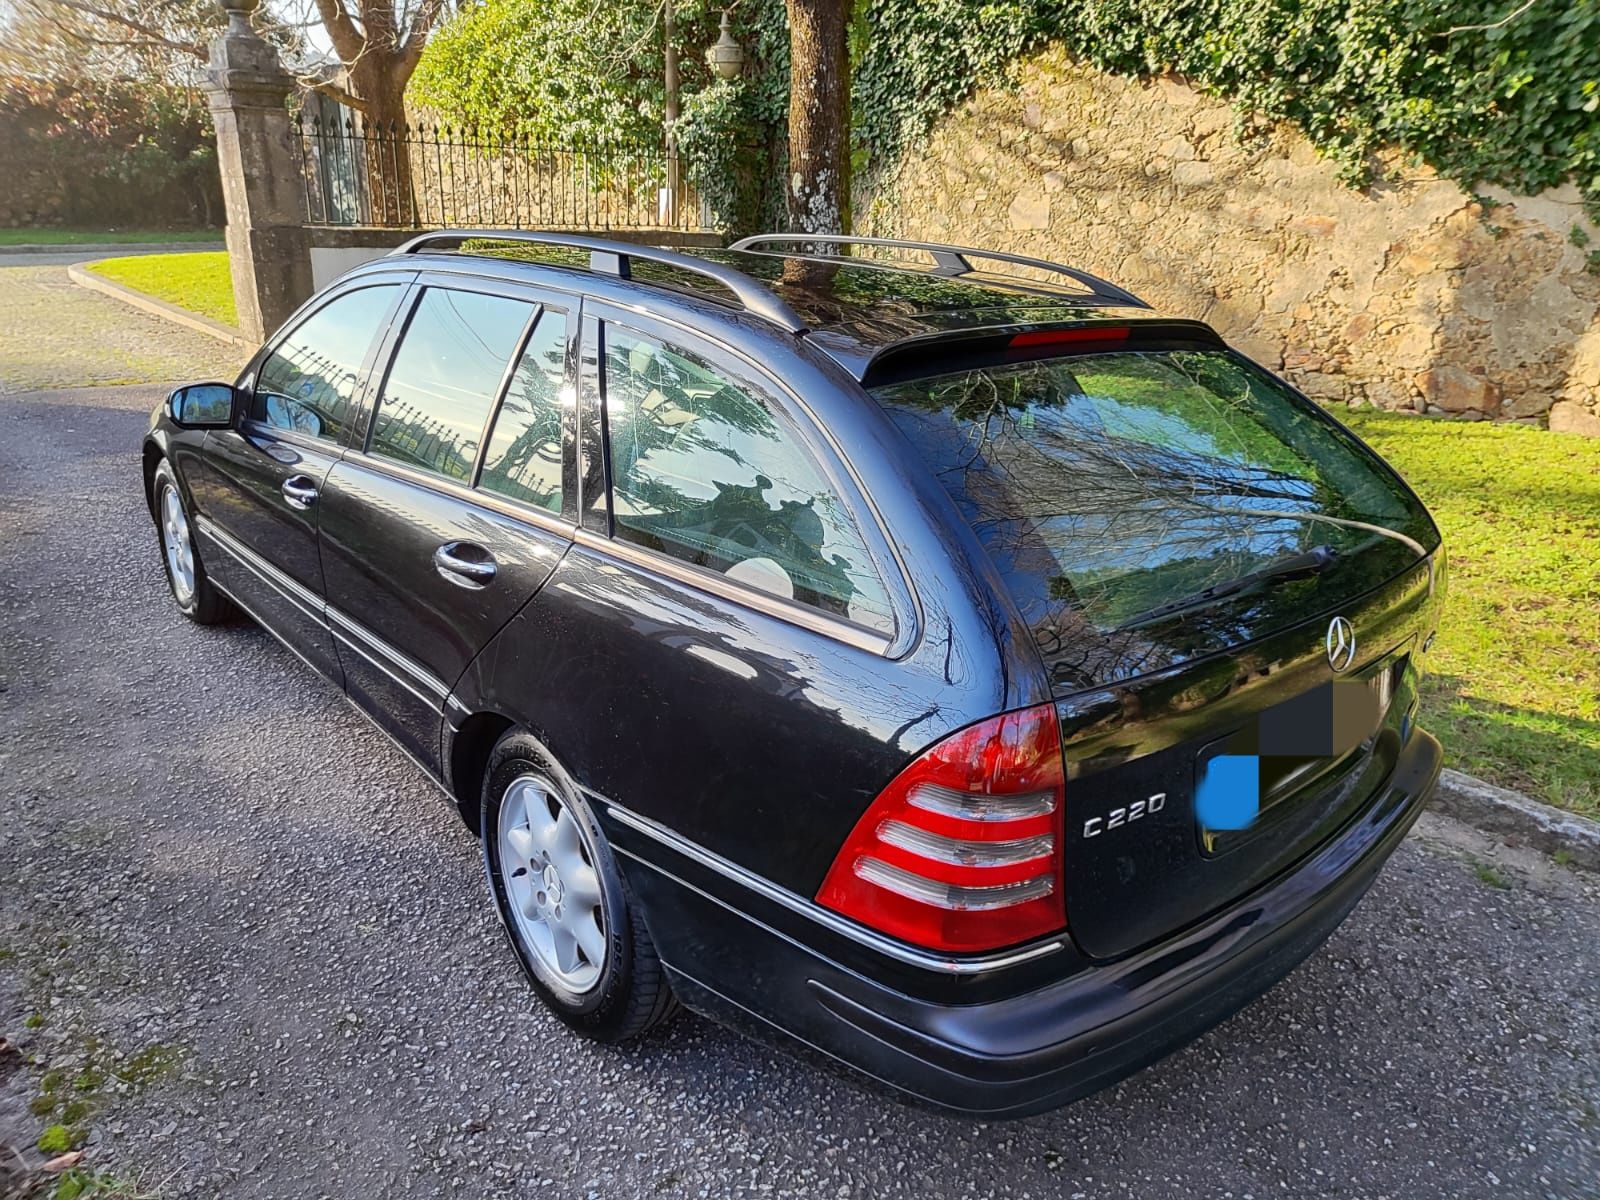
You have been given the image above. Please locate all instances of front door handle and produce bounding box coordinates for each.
[281,475,318,509]
[434,542,497,589]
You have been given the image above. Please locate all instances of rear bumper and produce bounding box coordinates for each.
[616,729,1442,1117]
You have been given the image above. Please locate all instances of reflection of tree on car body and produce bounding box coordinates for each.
[478,344,566,512]
[626,473,859,620]
[606,328,883,627]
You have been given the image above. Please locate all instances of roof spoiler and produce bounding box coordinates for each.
[860,319,1225,388]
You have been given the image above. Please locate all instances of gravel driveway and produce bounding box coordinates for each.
[0,254,244,394]
[0,380,1597,1200]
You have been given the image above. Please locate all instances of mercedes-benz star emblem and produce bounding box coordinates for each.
[1326,616,1356,673]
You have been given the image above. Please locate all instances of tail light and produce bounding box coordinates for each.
[816,703,1067,953]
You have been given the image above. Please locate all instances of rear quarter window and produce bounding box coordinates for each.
[602,326,896,636]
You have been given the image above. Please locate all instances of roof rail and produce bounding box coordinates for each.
[391,229,809,334]
[727,233,1151,310]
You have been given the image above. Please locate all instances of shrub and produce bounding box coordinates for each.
[0,76,220,229]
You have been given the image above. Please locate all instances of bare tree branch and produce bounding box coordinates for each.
[1439,0,1543,36]
[398,0,447,75]
[45,0,207,61]
[302,75,370,113]
[311,0,364,62]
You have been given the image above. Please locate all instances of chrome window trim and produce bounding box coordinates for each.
[399,261,588,310]
[602,801,1065,975]
[571,526,893,656]
[337,448,577,540]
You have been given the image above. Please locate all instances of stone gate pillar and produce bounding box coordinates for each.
[203,0,314,344]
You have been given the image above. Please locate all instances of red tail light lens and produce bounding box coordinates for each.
[816,704,1067,952]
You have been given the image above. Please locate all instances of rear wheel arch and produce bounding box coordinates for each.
[445,710,517,834]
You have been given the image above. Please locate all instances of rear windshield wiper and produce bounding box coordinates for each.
[1114,545,1338,631]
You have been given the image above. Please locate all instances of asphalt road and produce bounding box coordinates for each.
[1,382,1597,1200]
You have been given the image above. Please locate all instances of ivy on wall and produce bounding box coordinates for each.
[410,0,724,145]
[412,0,1600,225]
[853,0,1599,215]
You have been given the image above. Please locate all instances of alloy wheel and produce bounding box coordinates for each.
[160,483,196,604]
[497,774,607,993]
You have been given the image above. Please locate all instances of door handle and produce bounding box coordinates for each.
[281,474,318,509]
[434,542,497,589]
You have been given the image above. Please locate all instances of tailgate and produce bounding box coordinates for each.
[1059,558,1437,960]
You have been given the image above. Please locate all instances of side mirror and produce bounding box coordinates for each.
[167,383,238,429]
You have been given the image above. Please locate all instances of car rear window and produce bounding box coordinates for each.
[873,350,1440,686]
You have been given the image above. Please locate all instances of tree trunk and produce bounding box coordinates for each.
[350,57,415,226]
[784,0,850,236]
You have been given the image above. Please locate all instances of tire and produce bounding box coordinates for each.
[481,730,678,1042]
[151,459,233,625]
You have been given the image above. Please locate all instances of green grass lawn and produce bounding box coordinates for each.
[1340,409,1600,819]
[0,228,219,247]
[85,251,236,328]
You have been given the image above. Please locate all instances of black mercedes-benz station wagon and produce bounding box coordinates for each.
[143,231,1444,1116]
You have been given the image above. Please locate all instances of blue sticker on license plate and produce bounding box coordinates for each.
[1195,670,1396,844]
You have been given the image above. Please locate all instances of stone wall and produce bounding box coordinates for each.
[860,49,1600,434]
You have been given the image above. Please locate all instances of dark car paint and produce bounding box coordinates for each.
[1057,560,1436,959]
[621,729,1439,1115]
[316,455,572,771]
[144,242,1444,1113]
[285,270,585,772]
[447,292,1039,893]
[186,425,348,684]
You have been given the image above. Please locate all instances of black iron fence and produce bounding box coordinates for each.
[296,118,711,232]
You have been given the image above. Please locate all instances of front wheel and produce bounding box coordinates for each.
[481,731,678,1041]
[151,459,232,625]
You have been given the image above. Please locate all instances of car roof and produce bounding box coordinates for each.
[367,231,1221,384]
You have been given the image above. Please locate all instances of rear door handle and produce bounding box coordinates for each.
[281,475,318,509]
[434,542,497,589]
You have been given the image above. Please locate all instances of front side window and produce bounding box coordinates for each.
[368,288,534,481]
[252,284,400,442]
[478,307,569,513]
[603,328,894,635]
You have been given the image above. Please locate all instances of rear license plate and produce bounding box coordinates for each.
[1195,665,1396,852]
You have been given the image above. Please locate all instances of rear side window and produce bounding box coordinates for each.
[478,307,569,514]
[253,285,399,442]
[874,350,1439,682]
[369,288,534,481]
[602,327,894,635]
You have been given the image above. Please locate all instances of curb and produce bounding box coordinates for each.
[2,240,224,255]
[67,262,251,349]
[1430,768,1600,872]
